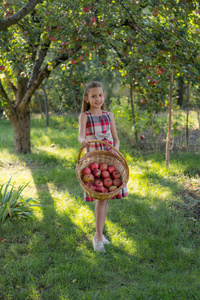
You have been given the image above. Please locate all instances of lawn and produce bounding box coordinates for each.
[0,114,200,300]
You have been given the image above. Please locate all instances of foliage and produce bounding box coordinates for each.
[0,0,200,153]
[0,177,41,223]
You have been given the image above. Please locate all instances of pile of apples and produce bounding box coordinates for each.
[81,162,122,193]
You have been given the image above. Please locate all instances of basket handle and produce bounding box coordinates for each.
[77,139,128,167]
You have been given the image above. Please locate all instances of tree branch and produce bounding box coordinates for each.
[19,42,82,112]
[0,80,14,112]
[0,0,42,31]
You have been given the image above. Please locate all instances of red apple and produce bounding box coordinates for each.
[94,180,103,187]
[101,170,110,179]
[90,185,96,191]
[161,67,167,72]
[108,185,118,192]
[83,5,92,12]
[99,21,106,27]
[82,167,91,175]
[157,70,162,75]
[0,66,5,71]
[83,173,94,183]
[77,56,83,61]
[141,99,146,104]
[111,170,121,179]
[99,163,107,171]
[90,16,96,23]
[113,178,122,187]
[85,182,92,188]
[90,162,99,171]
[153,80,158,85]
[108,165,115,173]
[141,135,145,140]
[50,36,56,42]
[93,169,101,179]
[103,178,113,188]
[96,186,107,193]
[152,10,159,17]
[71,60,77,65]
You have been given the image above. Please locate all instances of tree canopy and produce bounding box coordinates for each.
[0,0,199,153]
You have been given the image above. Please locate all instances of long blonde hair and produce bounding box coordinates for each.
[81,81,107,113]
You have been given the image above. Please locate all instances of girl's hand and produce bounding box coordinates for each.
[81,139,90,148]
[109,148,118,155]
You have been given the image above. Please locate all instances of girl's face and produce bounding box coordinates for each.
[86,87,105,109]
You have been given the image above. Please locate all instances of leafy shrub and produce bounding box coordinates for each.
[0,178,41,223]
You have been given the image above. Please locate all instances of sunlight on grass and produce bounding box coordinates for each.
[53,190,138,256]
[106,219,137,255]
[55,194,95,231]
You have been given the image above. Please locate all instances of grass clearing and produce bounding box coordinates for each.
[0,115,200,299]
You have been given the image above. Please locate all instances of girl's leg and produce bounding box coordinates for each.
[94,200,108,241]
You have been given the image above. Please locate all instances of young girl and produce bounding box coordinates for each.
[78,81,128,252]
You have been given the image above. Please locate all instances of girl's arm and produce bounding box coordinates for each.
[109,112,120,151]
[78,113,90,148]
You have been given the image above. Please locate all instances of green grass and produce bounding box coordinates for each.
[0,115,200,300]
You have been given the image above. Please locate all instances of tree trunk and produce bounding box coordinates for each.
[36,92,43,117]
[177,76,185,106]
[42,85,49,127]
[166,66,173,168]
[9,110,31,153]
[186,81,190,149]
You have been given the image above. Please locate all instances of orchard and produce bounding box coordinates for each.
[0,0,200,165]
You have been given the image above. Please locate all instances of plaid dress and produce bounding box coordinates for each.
[84,110,128,202]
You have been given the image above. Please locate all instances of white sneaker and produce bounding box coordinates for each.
[103,235,110,245]
[93,237,106,252]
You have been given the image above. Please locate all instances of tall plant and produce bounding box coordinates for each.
[0,178,40,223]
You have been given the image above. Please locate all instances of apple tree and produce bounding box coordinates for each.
[0,0,90,152]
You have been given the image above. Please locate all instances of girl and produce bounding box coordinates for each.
[78,81,128,252]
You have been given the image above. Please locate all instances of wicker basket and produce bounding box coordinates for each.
[76,140,129,200]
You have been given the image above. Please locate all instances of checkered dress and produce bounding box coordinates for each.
[84,110,128,202]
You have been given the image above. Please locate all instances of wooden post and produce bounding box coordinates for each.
[130,83,138,146]
[186,81,190,149]
[166,65,173,167]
